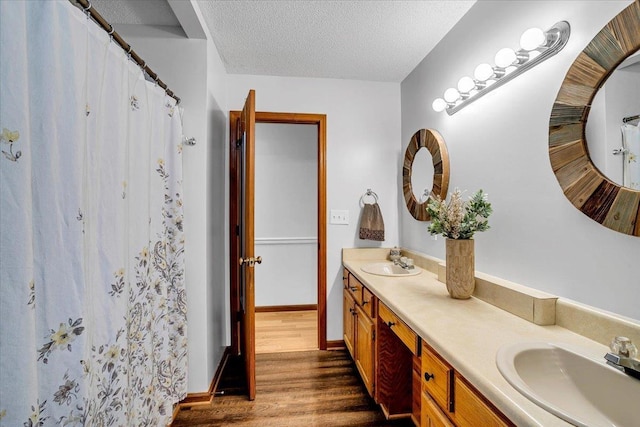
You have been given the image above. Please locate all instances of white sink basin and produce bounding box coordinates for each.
[360,262,421,277]
[496,342,640,427]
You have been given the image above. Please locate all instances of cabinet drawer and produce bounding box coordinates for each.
[453,373,511,427]
[347,274,363,306]
[378,302,419,355]
[361,286,375,318]
[422,342,453,413]
[421,391,454,427]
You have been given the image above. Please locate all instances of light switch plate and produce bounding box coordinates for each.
[330,209,349,225]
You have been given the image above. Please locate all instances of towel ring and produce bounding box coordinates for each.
[360,189,378,206]
[419,189,431,203]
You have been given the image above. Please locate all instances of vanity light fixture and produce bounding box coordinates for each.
[432,21,570,115]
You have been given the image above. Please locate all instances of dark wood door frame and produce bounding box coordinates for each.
[230,111,327,354]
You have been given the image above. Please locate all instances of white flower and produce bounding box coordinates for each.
[0,128,19,144]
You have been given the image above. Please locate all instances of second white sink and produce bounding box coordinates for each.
[496,341,640,427]
[361,262,421,277]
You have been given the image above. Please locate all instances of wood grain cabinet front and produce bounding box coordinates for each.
[355,303,375,396]
[378,301,419,355]
[451,373,512,427]
[421,391,454,427]
[343,288,356,358]
[421,342,453,413]
[342,270,376,398]
[421,342,514,427]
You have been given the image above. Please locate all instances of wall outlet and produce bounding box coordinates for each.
[330,209,349,225]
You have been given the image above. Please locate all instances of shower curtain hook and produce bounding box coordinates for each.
[82,1,92,18]
[154,76,159,87]
[107,25,115,42]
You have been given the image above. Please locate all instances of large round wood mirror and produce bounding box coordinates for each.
[549,0,640,236]
[403,128,450,221]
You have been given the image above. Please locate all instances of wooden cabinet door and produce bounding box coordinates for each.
[452,373,512,427]
[421,391,455,427]
[355,304,375,397]
[343,289,356,358]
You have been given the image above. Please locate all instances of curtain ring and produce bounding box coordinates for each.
[107,25,114,42]
[82,1,92,15]
[154,76,159,87]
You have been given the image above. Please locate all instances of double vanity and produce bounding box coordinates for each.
[342,248,640,427]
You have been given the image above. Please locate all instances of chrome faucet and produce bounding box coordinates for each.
[395,256,415,270]
[605,336,640,380]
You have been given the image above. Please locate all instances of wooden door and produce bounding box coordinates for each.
[236,90,257,400]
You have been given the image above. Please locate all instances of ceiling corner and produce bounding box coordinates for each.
[167,0,208,40]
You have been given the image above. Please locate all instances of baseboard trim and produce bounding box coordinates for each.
[255,304,318,313]
[176,346,231,409]
[326,339,346,350]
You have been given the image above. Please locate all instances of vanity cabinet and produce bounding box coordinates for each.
[420,341,513,427]
[343,265,514,427]
[343,269,376,397]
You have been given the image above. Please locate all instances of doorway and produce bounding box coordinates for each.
[254,121,319,353]
[229,111,327,360]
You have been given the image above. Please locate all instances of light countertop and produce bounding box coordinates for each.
[343,256,615,427]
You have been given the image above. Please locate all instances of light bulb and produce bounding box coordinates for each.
[457,76,476,93]
[432,98,447,112]
[520,27,546,51]
[495,47,517,68]
[474,63,494,81]
[443,88,460,103]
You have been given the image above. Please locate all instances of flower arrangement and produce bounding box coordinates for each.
[426,188,492,239]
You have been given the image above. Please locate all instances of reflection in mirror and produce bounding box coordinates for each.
[411,148,435,202]
[402,128,450,221]
[549,0,640,236]
[586,51,640,189]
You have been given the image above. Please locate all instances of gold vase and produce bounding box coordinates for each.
[445,238,475,299]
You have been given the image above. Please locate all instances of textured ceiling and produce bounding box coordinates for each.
[92,0,476,83]
[92,0,180,26]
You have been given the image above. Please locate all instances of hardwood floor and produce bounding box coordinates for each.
[255,310,318,354]
[172,350,414,427]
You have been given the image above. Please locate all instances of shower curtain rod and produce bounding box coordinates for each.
[71,0,180,104]
[623,114,640,124]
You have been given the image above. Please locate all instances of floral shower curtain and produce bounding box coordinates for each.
[0,1,187,425]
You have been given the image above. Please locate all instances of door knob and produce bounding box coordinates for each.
[239,256,263,267]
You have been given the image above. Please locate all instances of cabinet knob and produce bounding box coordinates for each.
[424,372,434,382]
[362,300,369,306]
[349,286,357,292]
[386,321,395,328]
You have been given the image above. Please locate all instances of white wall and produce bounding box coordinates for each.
[116,23,229,393]
[204,34,229,393]
[255,123,317,307]
[227,75,401,340]
[400,0,640,321]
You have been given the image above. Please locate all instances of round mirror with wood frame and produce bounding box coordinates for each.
[403,128,450,221]
[549,0,640,236]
